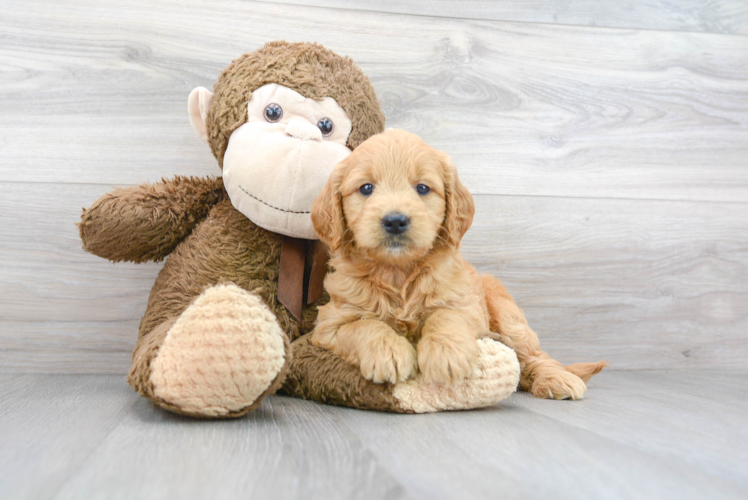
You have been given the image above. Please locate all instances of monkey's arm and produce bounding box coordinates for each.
[79,176,226,263]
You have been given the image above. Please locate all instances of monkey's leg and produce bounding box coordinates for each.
[482,274,607,400]
[282,335,520,413]
[127,284,291,418]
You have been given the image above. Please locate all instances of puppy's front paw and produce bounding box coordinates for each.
[359,334,418,384]
[417,335,478,385]
[531,369,587,400]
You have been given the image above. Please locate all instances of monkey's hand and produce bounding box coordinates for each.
[79,176,225,263]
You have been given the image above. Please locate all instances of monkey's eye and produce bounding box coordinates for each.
[416,184,430,195]
[317,117,333,136]
[264,103,283,122]
[359,183,374,196]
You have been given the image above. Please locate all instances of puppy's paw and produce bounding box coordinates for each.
[359,335,418,384]
[531,369,587,400]
[417,334,478,385]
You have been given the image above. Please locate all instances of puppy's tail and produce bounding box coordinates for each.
[482,273,607,385]
[564,361,608,382]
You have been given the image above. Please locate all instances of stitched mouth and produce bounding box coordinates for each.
[239,185,310,215]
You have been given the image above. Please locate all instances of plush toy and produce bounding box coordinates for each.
[79,41,527,418]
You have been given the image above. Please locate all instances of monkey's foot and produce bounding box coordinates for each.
[392,338,520,413]
[149,284,290,418]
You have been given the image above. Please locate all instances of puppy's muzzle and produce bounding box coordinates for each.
[382,212,410,235]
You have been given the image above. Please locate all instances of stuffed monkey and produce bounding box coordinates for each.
[79,41,527,418]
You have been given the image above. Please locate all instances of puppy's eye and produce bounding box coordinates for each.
[416,184,430,195]
[359,183,374,196]
[317,117,333,136]
[264,103,283,122]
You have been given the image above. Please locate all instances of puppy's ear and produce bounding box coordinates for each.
[440,153,475,246]
[312,160,347,251]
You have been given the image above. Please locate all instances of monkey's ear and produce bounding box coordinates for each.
[311,161,347,251]
[188,87,214,142]
[440,153,475,247]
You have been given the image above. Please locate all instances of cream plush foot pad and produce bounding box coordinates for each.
[393,339,520,413]
[150,284,287,417]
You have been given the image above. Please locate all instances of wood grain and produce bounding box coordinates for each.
[258,0,748,35]
[464,195,748,370]
[340,395,746,500]
[1,182,745,372]
[0,375,138,499]
[2,372,745,500]
[1,0,747,202]
[512,375,748,485]
[0,0,746,373]
[46,379,409,500]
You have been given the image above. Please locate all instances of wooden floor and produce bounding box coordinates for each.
[0,370,746,500]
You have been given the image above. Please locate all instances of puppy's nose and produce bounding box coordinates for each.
[382,212,410,235]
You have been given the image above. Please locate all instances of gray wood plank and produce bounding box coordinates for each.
[333,369,748,499]
[338,399,746,500]
[464,194,748,370]
[0,375,137,500]
[1,321,139,373]
[258,0,748,35]
[0,374,24,386]
[2,0,747,202]
[605,369,748,400]
[51,389,412,500]
[3,372,746,500]
[511,374,748,485]
[1,182,746,372]
[1,0,746,374]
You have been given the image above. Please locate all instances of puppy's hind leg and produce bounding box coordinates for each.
[482,275,607,400]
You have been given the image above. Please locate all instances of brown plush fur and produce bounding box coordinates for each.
[283,335,409,413]
[311,129,606,399]
[110,190,318,415]
[207,41,385,167]
[79,41,393,417]
[79,176,226,263]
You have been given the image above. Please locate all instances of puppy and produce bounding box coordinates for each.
[311,129,606,397]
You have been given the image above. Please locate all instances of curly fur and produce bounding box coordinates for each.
[310,129,489,385]
[311,129,606,398]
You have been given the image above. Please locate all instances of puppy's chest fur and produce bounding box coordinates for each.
[327,255,489,343]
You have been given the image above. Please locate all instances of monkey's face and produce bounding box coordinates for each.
[220,84,353,238]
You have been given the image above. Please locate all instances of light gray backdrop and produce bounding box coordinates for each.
[1,0,747,373]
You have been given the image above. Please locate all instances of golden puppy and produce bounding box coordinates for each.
[311,129,605,398]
